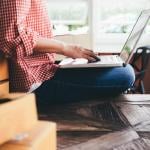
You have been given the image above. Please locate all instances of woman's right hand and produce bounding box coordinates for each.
[34,37,100,62]
[62,44,100,62]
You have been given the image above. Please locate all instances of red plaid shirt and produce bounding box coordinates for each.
[0,0,59,92]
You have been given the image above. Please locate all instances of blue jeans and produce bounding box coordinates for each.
[34,64,135,104]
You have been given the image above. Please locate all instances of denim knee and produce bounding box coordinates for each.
[122,64,135,88]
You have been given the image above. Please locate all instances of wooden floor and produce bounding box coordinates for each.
[39,94,150,150]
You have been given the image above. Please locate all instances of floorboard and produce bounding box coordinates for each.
[39,94,150,150]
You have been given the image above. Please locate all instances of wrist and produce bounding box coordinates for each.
[51,39,67,55]
[61,42,70,56]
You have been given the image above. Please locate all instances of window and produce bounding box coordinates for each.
[47,0,150,52]
[47,0,88,35]
[91,0,150,52]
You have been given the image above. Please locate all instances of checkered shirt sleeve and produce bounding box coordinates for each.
[0,0,59,92]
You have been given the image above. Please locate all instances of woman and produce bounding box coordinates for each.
[0,0,135,104]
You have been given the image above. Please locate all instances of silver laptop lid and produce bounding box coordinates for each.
[120,9,150,64]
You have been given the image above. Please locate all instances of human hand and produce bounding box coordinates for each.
[62,44,100,62]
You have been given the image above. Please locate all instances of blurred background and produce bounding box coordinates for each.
[47,0,150,52]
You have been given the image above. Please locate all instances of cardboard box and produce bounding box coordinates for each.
[0,94,38,145]
[0,121,57,150]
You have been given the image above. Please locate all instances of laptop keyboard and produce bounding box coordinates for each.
[96,55,123,64]
[59,55,123,66]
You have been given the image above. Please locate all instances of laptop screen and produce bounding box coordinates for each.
[120,10,150,63]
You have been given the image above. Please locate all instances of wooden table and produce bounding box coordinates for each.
[39,94,150,150]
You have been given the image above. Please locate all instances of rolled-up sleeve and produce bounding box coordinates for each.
[16,26,40,56]
[1,0,58,92]
[15,0,41,56]
[0,0,40,57]
[0,0,16,56]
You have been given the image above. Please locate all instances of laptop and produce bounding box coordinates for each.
[59,9,150,68]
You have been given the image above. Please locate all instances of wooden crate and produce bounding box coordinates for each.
[0,58,9,81]
[0,81,9,96]
[0,94,38,145]
[0,57,9,95]
[0,121,57,150]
